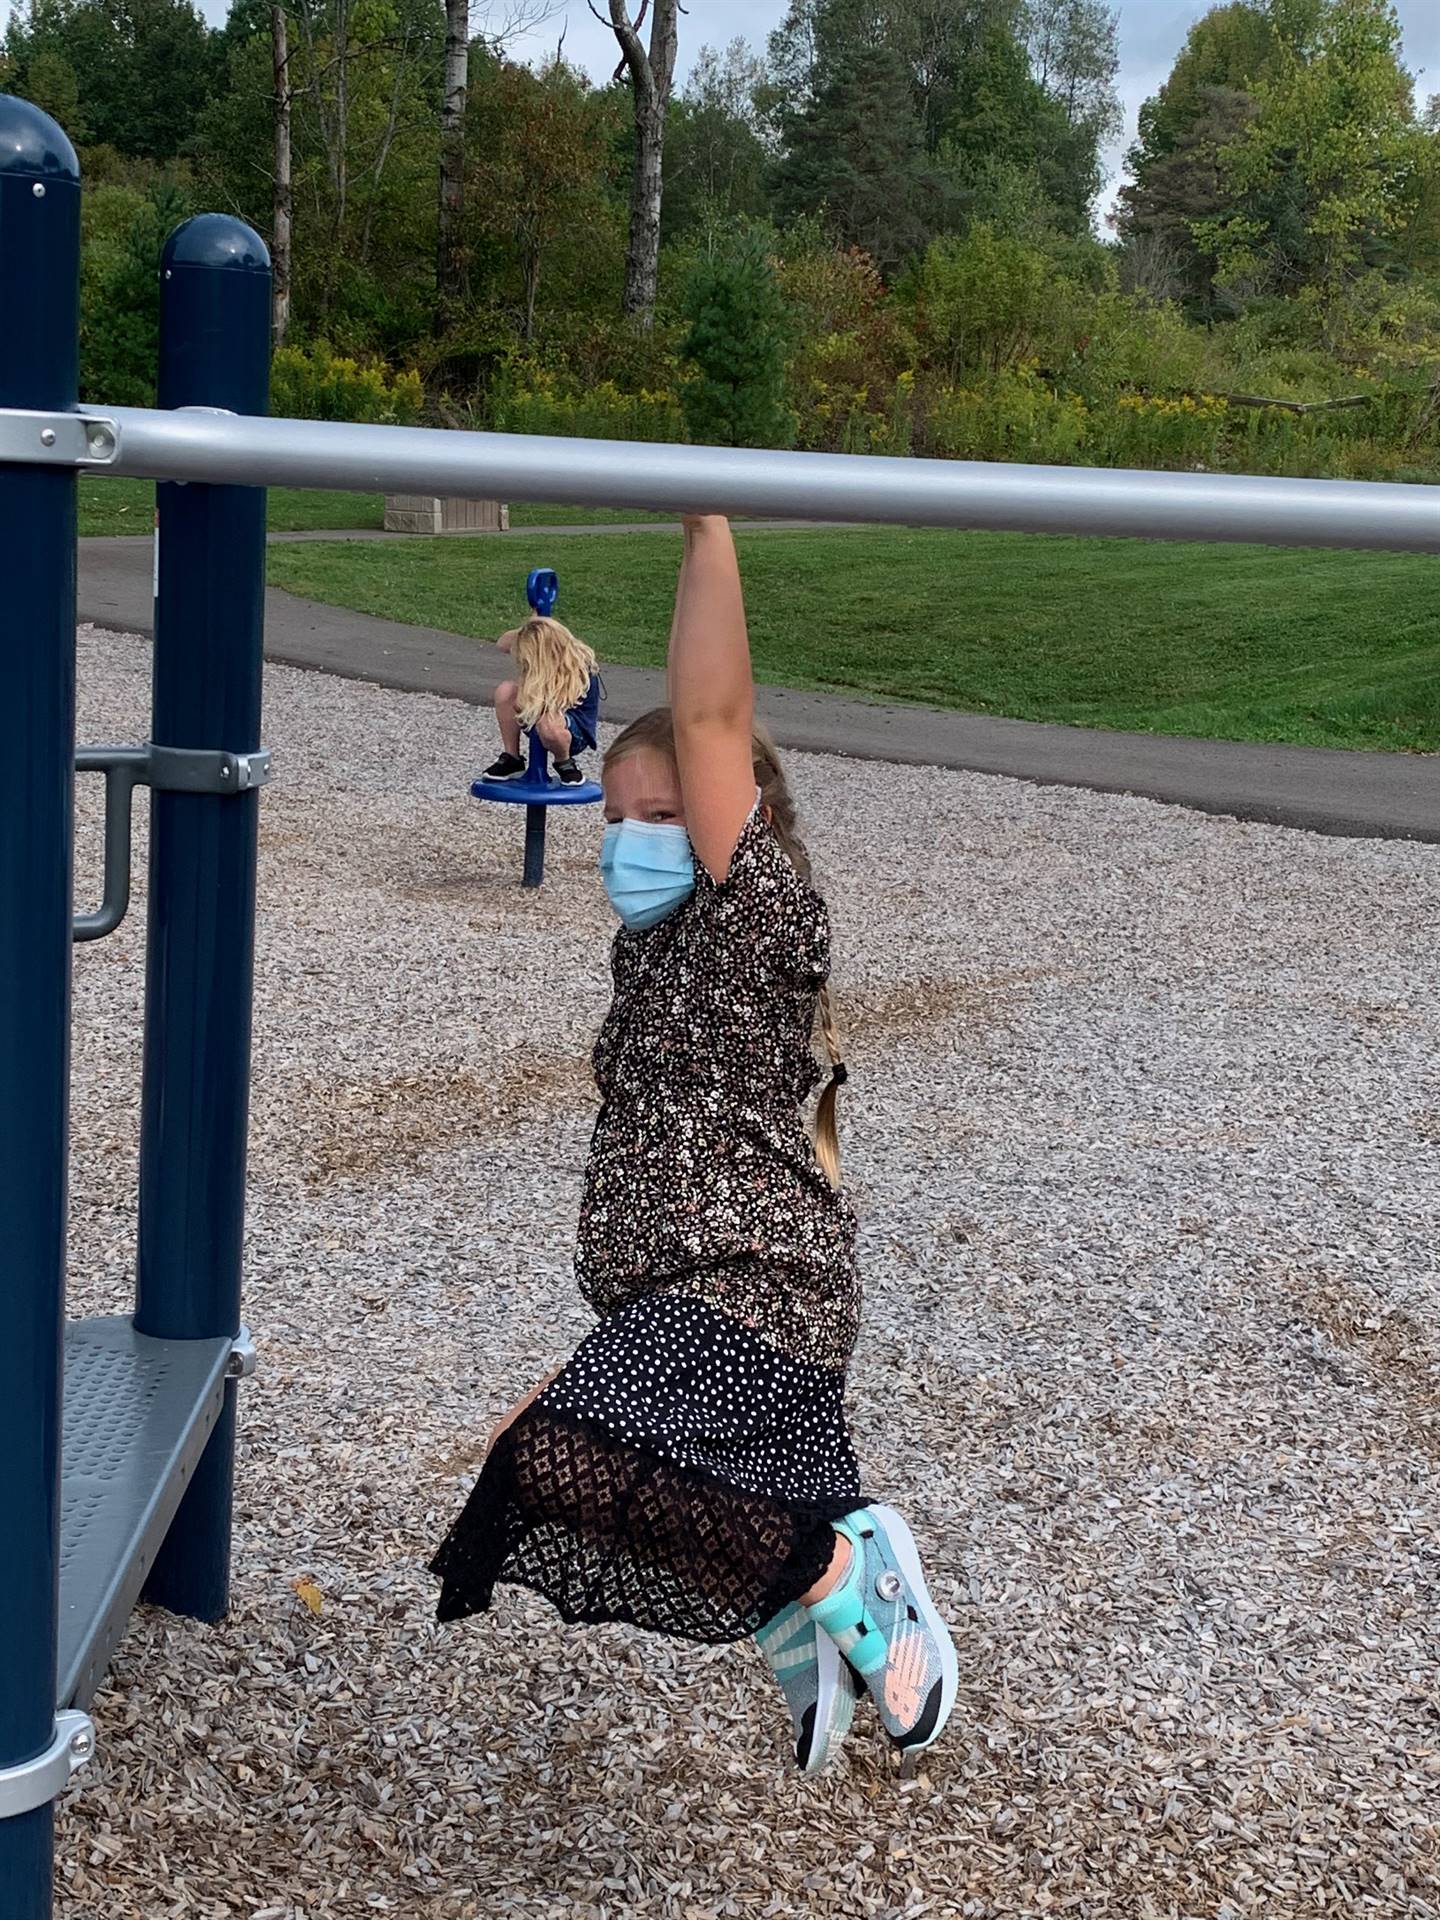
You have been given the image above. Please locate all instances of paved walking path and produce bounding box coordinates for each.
[78,532,1437,845]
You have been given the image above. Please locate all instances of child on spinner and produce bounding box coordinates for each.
[484,615,600,787]
[434,516,956,1776]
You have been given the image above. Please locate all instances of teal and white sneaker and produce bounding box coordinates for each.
[806,1504,957,1772]
[755,1601,860,1774]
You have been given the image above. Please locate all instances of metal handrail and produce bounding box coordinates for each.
[6,400,1440,552]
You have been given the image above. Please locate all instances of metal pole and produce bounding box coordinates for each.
[522,731,548,888]
[0,96,80,1920]
[89,405,1440,553]
[133,216,270,1621]
[522,809,547,888]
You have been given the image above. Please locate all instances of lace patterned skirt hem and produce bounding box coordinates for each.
[429,1292,863,1643]
[429,1406,859,1642]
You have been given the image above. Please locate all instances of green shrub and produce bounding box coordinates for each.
[489,368,685,441]
[270,344,424,425]
[1084,391,1229,470]
[1068,292,1211,403]
[779,243,906,451]
[680,228,795,448]
[899,227,1093,380]
[923,367,1089,464]
[80,182,191,406]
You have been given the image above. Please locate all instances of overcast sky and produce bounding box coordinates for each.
[202,0,1440,225]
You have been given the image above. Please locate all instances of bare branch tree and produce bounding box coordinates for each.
[438,0,561,325]
[595,0,678,324]
[436,0,470,317]
[272,3,293,346]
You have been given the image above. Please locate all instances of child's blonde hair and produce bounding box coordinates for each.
[513,617,596,729]
[604,707,847,1189]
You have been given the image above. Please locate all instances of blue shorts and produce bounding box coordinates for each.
[565,673,602,756]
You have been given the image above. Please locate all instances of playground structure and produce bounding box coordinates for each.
[2,88,1438,1920]
[470,567,605,887]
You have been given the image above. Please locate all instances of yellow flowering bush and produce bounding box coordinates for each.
[271,343,423,425]
[491,370,684,442]
[923,368,1089,465]
[1087,391,1229,469]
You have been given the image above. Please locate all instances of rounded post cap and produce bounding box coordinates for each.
[0,94,80,182]
[163,213,271,275]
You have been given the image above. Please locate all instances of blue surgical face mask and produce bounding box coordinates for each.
[600,818,696,930]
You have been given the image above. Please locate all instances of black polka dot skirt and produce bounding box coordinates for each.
[429,1269,863,1643]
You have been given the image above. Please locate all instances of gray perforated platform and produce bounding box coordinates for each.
[59,1317,232,1710]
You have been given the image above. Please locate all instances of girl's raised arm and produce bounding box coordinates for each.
[670,515,756,882]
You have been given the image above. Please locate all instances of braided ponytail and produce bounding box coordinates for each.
[750,728,846,1187]
[814,983,846,1189]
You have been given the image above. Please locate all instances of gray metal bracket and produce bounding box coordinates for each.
[0,407,120,467]
[0,1712,95,1821]
[74,743,273,942]
[148,745,272,795]
[228,1326,258,1380]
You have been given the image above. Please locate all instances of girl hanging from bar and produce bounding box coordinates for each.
[431,516,957,1775]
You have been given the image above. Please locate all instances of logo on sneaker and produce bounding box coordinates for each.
[884,1630,926,1727]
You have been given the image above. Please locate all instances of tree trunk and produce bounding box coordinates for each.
[333,0,349,238]
[437,0,469,320]
[272,4,292,348]
[624,94,665,322]
[522,251,540,341]
[607,0,678,327]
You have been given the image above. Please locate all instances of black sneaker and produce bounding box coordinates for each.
[553,757,584,786]
[482,752,527,782]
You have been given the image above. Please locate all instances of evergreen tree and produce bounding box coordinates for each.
[941,21,1099,237]
[1117,84,1262,312]
[680,228,795,448]
[765,0,1114,244]
[1124,0,1277,179]
[771,43,943,272]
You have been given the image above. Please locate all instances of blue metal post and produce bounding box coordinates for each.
[134,216,270,1621]
[522,732,549,888]
[0,96,80,1920]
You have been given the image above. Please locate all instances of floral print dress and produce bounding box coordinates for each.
[431,812,864,1641]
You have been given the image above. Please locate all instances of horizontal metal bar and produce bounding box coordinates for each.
[76,742,271,796]
[82,405,1440,552]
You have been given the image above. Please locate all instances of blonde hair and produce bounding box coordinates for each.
[513,617,596,730]
[605,707,847,1188]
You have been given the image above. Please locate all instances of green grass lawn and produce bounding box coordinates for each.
[509,503,675,526]
[78,476,668,536]
[79,475,387,535]
[265,526,1439,753]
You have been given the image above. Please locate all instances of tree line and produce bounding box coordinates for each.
[3,0,1438,482]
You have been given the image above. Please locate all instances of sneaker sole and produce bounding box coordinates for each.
[867,1503,958,1755]
[481,770,528,783]
[802,1622,857,1775]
